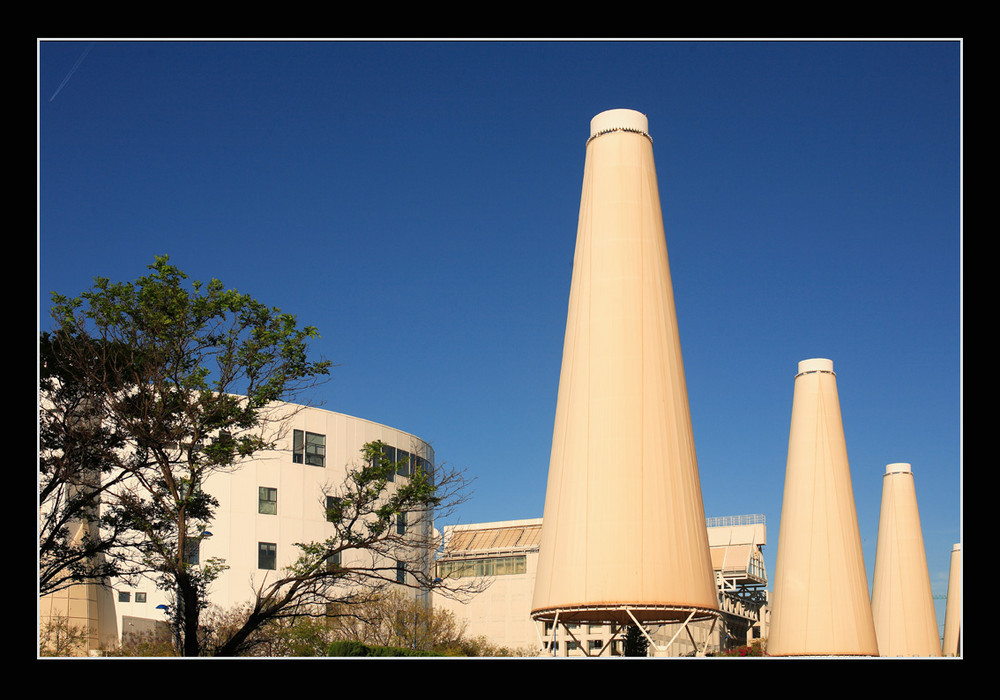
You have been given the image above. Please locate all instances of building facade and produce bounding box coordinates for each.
[433,515,769,657]
[40,405,435,654]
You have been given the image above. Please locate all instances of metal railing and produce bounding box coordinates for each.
[705,514,765,528]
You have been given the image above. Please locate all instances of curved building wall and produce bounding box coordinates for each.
[107,405,435,647]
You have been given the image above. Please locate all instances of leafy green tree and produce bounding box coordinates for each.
[623,624,649,657]
[41,256,331,656]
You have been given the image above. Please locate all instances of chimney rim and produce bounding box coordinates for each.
[589,108,650,142]
[796,358,835,376]
[885,462,913,475]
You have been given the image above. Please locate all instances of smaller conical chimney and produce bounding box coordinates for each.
[871,463,941,656]
[768,359,878,656]
[942,543,962,656]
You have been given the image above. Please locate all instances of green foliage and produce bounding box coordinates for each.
[42,256,330,657]
[326,640,370,657]
[623,625,649,657]
[283,439,447,586]
[325,640,444,657]
[39,332,134,595]
[433,635,532,657]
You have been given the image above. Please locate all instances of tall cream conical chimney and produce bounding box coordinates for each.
[942,543,961,656]
[530,109,718,627]
[871,463,941,656]
[768,358,879,656]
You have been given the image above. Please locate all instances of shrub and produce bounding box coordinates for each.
[325,640,444,657]
[326,640,370,657]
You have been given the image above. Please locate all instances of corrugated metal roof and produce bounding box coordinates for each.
[442,522,766,584]
[445,523,542,554]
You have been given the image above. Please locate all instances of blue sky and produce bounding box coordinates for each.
[38,40,961,632]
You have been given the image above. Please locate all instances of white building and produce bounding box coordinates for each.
[40,405,435,654]
[433,515,769,657]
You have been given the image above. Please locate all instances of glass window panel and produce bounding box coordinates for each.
[258,486,277,515]
[435,555,527,579]
[381,444,395,481]
[305,432,325,467]
[326,551,341,572]
[184,539,200,566]
[326,495,342,522]
[292,430,304,463]
[258,542,276,570]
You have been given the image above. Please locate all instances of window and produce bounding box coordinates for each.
[326,551,341,572]
[258,542,277,570]
[396,561,406,584]
[397,449,410,478]
[258,486,277,515]
[292,430,326,467]
[178,478,201,501]
[135,592,147,604]
[589,639,603,652]
[436,555,527,579]
[212,430,234,451]
[380,444,396,482]
[184,539,200,566]
[396,511,406,535]
[118,591,130,603]
[326,495,342,522]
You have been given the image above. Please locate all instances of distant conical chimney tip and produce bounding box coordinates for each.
[885,463,912,474]
[589,108,650,139]
[796,358,834,376]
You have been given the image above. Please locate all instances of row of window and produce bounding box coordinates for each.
[378,443,431,481]
[255,540,404,584]
[547,640,624,654]
[257,489,407,536]
[437,555,527,579]
[169,431,431,477]
[255,542,341,570]
[291,431,432,481]
[184,433,426,574]
[117,591,147,603]
[543,621,614,634]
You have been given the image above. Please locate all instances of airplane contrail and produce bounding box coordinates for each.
[49,43,95,102]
